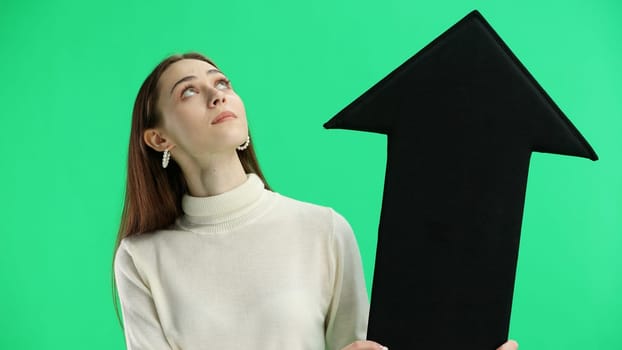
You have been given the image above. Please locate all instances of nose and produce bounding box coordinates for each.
[206,87,226,108]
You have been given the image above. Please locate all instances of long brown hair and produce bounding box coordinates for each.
[112,52,270,325]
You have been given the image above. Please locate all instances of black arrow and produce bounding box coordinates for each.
[324,10,598,350]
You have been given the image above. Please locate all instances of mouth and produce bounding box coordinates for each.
[211,111,237,125]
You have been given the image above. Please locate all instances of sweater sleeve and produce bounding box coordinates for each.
[114,239,172,350]
[325,210,370,350]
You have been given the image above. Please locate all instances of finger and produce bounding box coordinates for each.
[353,340,388,350]
[366,340,388,350]
[496,339,519,350]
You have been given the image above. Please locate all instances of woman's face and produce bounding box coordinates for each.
[154,58,248,159]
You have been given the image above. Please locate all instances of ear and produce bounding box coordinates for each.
[143,128,173,152]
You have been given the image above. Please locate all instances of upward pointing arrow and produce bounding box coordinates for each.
[325,10,597,350]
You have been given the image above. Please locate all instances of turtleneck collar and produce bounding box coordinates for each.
[180,173,270,229]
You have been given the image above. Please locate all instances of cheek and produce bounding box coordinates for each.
[161,110,202,144]
[229,94,247,115]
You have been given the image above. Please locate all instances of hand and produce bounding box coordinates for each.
[497,339,519,350]
[340,340,388,350]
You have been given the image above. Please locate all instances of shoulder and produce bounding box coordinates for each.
[272,192,338,219]
[114,228,180,267]
[116,228,169,251]
[271,192,355,240]
[272,192,331,215]
[114,233,153,268]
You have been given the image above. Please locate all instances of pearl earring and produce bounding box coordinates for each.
[162,149,171,168]
[237,136,250,151]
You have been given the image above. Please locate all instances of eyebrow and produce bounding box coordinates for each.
[169,69,223,95]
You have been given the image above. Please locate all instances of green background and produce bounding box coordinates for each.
[1,0,620,348]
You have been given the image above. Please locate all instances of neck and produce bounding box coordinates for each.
[179,152,248,197]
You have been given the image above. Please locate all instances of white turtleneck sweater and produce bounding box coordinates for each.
[114,173,369,350]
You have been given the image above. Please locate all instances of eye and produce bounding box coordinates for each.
[215,78,231,90]
[181,86,198,99]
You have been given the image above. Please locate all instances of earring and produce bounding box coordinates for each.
[162,149,171,168]
[237,135,250,151]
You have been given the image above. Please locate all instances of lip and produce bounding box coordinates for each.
[211,111,237,125]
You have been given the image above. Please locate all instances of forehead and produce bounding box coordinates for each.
[159,59,219,87]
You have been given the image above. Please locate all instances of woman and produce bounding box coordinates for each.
[113,52,518,350]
